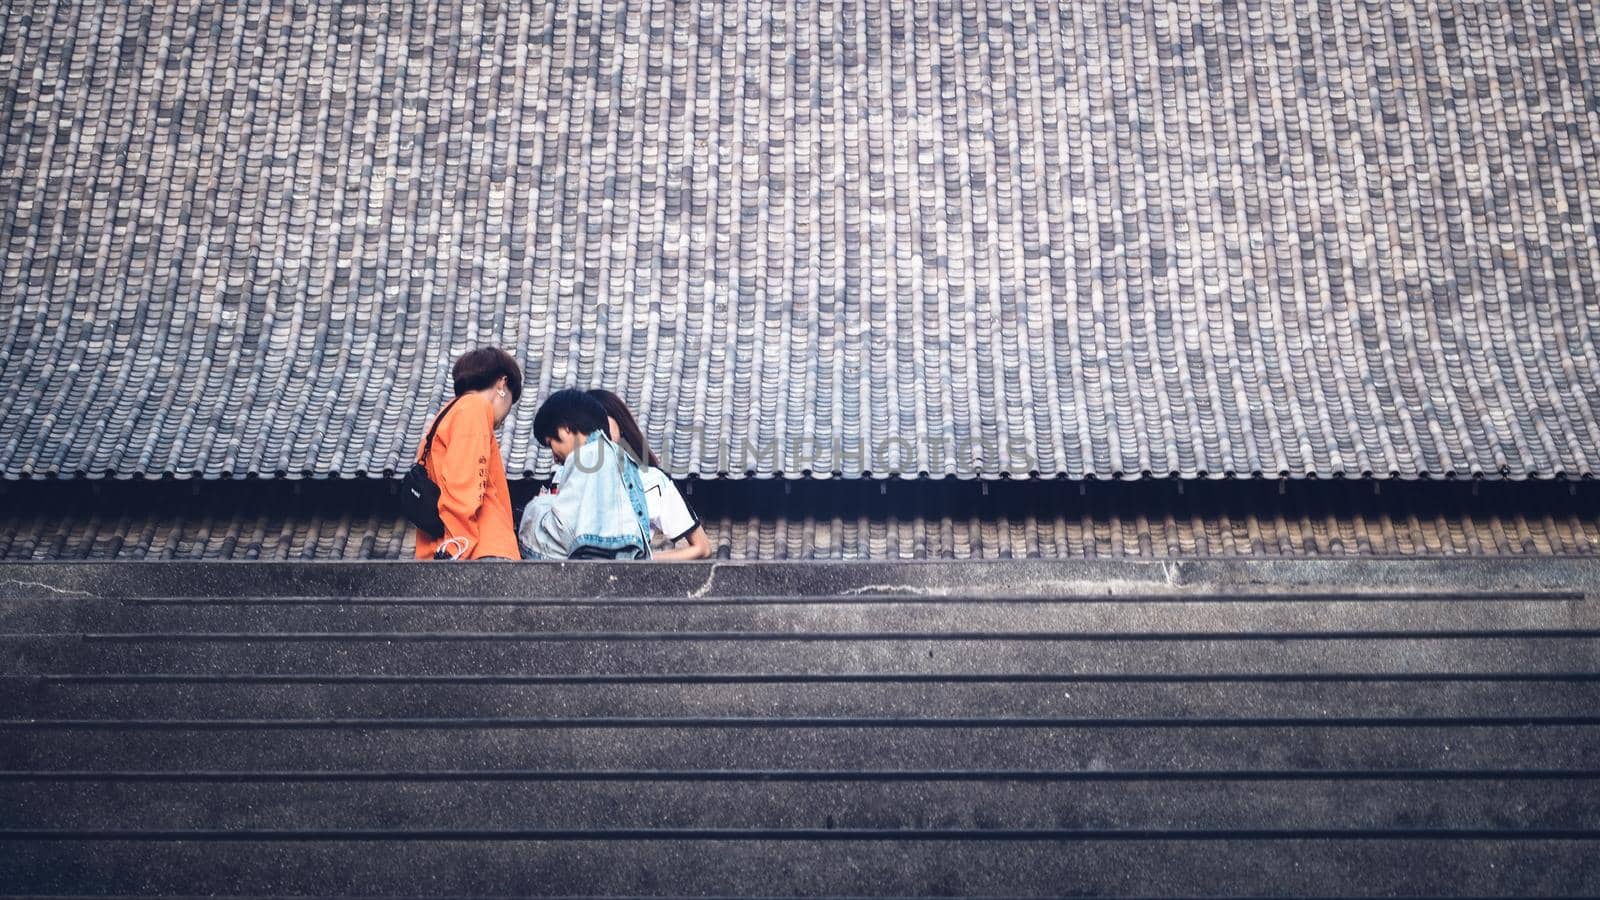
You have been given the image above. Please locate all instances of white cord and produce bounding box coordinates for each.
[438,536,471,560]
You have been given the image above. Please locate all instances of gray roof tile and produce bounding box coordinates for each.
[5,497,1596,560]
[1,0,1598,480]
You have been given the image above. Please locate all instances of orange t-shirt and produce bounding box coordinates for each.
[414,392,519,560]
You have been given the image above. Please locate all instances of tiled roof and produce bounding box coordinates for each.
[2,1,1598,481]
[8,505,1598,560]
[4,481,1596,560]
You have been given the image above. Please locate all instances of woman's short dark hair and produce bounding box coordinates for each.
[589,388,662,468]
[533,388,608,447]
[452,347,523,403]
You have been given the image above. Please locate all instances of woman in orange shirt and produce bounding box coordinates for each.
[414,347,523,560]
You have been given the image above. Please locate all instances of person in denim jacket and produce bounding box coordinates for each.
[518,389,652,560]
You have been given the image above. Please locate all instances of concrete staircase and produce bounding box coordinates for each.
[1,559,1597,896]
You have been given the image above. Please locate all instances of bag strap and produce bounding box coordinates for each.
[420,396,465,463]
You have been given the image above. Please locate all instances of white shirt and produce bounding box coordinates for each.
[638,465,700,542]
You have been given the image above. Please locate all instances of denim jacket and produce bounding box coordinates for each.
[518,430,653,560]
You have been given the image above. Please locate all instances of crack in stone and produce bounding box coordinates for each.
[840,583,942,596]
[686,562,722,598]
[0,579,96,598]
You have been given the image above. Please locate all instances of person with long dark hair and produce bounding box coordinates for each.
[589,389,712,560]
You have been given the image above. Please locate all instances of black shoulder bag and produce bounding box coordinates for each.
[401,397,463,540]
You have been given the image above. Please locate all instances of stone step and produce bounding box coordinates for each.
[7,677,1597,719]
[3,778,1595,831]
[1,559,1595,897]
[3,594,1593,633]
[1,837,1594,896]
[0,558,1592,604]
[5,721,1597,772]
[5,634,1595,676]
